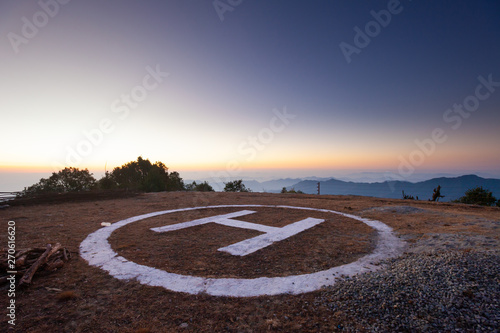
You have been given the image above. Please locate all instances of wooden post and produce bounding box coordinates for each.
[317,182,320,195]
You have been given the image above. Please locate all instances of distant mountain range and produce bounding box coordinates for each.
[189,174,500,202]
[198,178,313,193]
[284,175,500,201]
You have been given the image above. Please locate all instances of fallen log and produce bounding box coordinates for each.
[18,244,52,286]
[1,243,70,286]
[47,243,62,259]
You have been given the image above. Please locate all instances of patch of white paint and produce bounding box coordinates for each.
[152,210,325,256]
[80,205,406,297]
[218,216,324,256]
[151,210,266,232]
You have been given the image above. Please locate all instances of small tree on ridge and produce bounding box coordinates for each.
[453,186,497,206]
[224,180,250,192]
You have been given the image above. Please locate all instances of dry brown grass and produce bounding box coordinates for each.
[56,290,78,301]
[0,191,498,332]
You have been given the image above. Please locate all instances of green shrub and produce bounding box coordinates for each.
[281,187,303,194]
[165,171,184,191]
[20,157,186,197]
[20,167,96,197]
[453,186,497,206]
[97,171,116,190]
[186,181,214,192]
[224,180,250,192]
[103,157,183,192]
[402,190,417,200]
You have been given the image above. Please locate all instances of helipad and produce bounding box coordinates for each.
[80,205,405,297]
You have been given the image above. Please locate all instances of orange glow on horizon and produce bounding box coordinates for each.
[0,165,56,173]
[2,148,498,176]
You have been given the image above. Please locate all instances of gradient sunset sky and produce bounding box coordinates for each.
[1,0,499,187]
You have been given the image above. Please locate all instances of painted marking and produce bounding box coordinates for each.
[80,205,406,297]
[151,210,324,256]
[218,216,324,256]
[151,210,277,234]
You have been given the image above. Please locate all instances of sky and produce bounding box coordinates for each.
[1,0,499,190]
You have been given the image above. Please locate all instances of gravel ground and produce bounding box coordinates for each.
[317,250,500,332]
[405,233,500,254]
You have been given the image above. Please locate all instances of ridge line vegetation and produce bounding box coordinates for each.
[17,158,500,207]
[19,157,215,198]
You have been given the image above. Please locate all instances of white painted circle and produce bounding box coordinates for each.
[80,205,405,297]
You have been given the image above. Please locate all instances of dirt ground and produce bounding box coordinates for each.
[1,192,499,332]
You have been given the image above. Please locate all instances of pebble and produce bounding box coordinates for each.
[316,250,500,332]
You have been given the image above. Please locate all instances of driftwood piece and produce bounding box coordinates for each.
[18,244,52,286]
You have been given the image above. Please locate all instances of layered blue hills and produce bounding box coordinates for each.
[286,175,500,201]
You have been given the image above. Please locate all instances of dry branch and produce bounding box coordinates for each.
[18,244,52,286]
[1,243,70,287]
[16,254,28,266]
[47,243,62,259]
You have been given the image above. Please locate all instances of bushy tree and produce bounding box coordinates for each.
[281,187,303,194]
[186,181,214,192]
[97,171,116,190]
[453,186,497,206]
[100,157,184,192]
[165,171,184,191]
[224,180,250,192]
[143,165,168,192]
[20,167,96,197]
[109,157,162,191]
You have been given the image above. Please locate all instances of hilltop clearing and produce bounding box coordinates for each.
[1,192,498,332]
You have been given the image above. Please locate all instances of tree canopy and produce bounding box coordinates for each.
[99,157,185,192]
[19,157,194,197]
[186,181,215,192]
[20,167,96,197]
[224,180,250,192]
[453,186,498,206]
[281,187,303,194]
